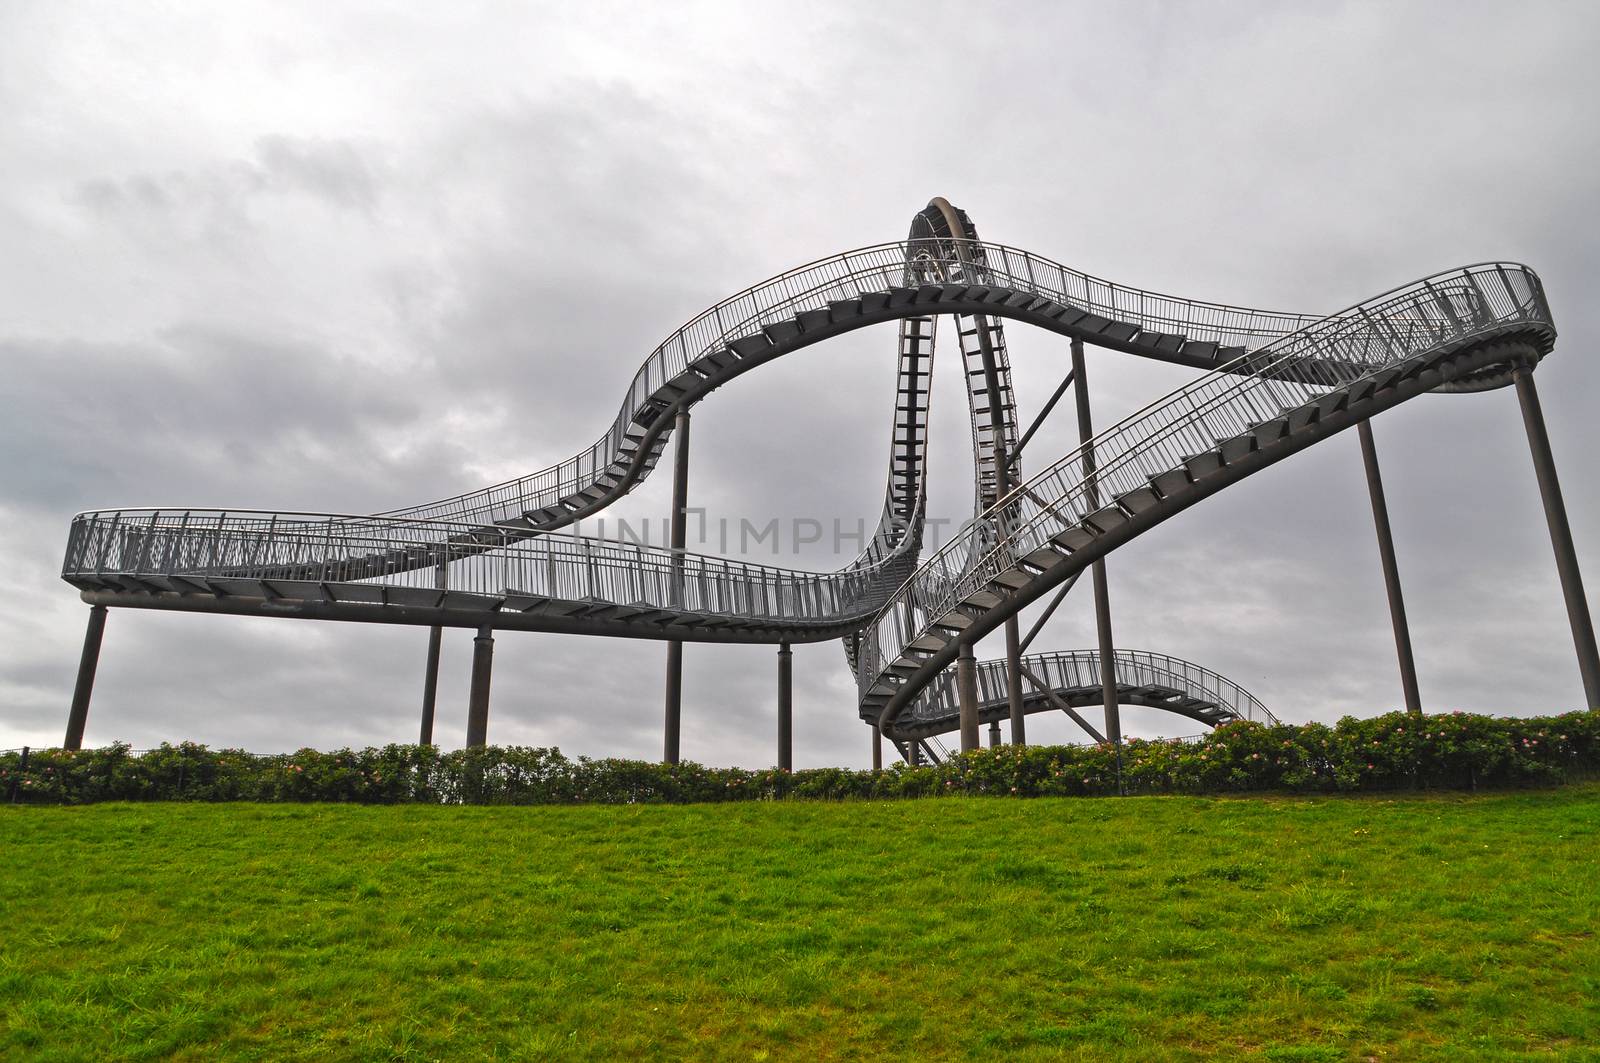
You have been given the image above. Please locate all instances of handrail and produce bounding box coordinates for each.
[904,647,1276,730]
[858,261,1552,712]
[59,237,1552,719]
[377,239,1328,527]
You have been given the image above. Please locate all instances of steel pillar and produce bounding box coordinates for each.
[1004,618,1026,745]
[663,409,690,763]
[871,723,883,771]
[419,625,443,745]
[957,643,980,752]
[991,372,1027,748]
[1073,339,1123,757]
[1358,420,1422,715]
[1514,367,1600,709]
[988,720,1002,747]
[997,422,1025,747]
[64,605,108,751]
[466,623,494,748]
[777,642,793,771]
[420,560,446,745]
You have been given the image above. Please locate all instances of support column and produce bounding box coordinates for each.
[663,409,691,763]
[982,326,1027,750]
[420,560,446,745]
[419,625,443,745]
[957,643,980,752]
[777,642,793,772]
[1358,420,1422,716]
[996,431,1025,748]
[64,605,108,751]
[988,720,1002,747]
[466,623,494,749]
[1514,367,1600,709]
[1004,619,1025,746]
[871,723,883,771]
[1073,339,1123,760]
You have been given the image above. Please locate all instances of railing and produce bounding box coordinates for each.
[60,247,1551,692]
[859,263,1552,703]
[905,648,1276,728]
[380,239,1326,527]
[62,239,1338,627]
[61,505,922,627]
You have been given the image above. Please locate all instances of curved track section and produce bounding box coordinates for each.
[903,648,1277,742]
[63,229,1340,639]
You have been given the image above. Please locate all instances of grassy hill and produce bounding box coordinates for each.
[3,788,1597,1061]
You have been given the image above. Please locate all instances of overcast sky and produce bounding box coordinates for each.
[3,1,1598,766]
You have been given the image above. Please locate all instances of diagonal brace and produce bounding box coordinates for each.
[1003,367,1076,474]
[1017,570,1083,656]
[1021,664,1107,743]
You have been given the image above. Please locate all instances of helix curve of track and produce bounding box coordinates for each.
[62,200,1556,741]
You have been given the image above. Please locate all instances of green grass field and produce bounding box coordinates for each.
[3,790,1598,1061]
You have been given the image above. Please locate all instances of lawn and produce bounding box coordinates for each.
[2,789,1597,1061]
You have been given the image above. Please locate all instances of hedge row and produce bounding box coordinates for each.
[3,710,1597,805]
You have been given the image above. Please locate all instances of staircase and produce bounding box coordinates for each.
[860,262,1554,737]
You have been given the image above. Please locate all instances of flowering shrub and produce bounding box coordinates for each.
[3,709,1597,805]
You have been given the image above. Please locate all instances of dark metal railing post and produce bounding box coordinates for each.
[957,642,980,752]
[466,623,494,748]
[663,409,690,763]
[1358,420,1422,715]
[1513,366,1600,708]
[64,605,108,751]
[1073,339,1124,785]
[776,642,793,772]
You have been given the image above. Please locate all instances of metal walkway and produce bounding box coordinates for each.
[60,198,1576,750]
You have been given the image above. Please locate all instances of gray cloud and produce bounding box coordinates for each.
[3,1,1598,765]
[69,135,383,247]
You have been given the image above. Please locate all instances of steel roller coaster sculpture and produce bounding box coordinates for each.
[58,199,1597,765]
